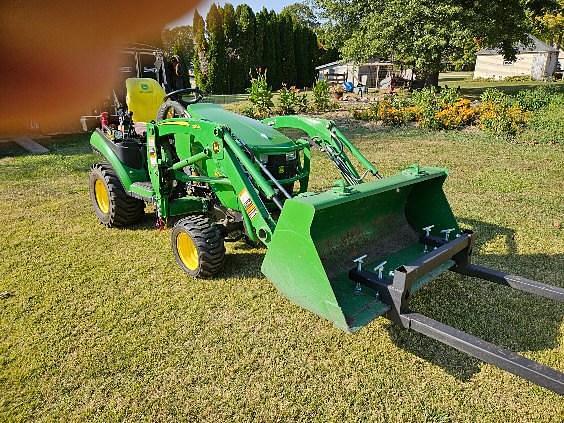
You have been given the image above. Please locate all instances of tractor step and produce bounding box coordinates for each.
[130,182,154,202]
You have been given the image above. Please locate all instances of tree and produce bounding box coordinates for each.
[161,26,194,88]
[190,3,321,93]
[306,29,320,86]
[206,4,227,93]
[254,8,268,71]
[223,3,238,94]
[286,2,340,71]
[294,24,306,86]
[535,0,564,48]
[262,9,278,87]
[279,13,297,86]
[235,5,256,92]
[192,10,208,91]
[314,0,532,85]
[281,3,320,28]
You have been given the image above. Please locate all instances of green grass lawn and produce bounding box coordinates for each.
[438,72,564,99]
[1,128,563,421]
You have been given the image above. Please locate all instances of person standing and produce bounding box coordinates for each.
[171,55,185,90]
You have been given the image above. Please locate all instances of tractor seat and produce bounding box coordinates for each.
[126,78,166,123]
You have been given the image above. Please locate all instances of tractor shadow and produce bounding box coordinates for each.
[222,243,266,280]
[386,218,564,381]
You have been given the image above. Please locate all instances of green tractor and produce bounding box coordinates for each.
[89,78,564,394]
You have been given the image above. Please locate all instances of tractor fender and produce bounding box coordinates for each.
[89,130,147,191]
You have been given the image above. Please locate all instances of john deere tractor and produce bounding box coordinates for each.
[89,78,564,394]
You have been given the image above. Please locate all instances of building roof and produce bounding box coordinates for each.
[315,60,345,70]
[477,34,558,56]
[315,59,393,71]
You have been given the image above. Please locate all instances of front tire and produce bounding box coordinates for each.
[171,215,226,278]
[89,163,145,227]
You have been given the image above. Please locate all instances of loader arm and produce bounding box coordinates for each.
[263,115,380,185]
[152,120,282,243]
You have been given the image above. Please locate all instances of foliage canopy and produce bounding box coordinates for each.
[314,0,535,84]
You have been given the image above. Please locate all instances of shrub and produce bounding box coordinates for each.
[241,105,256,118]
[354,87,470,129]
[374,100,404,125]
[312,79,333,112]
[277,85,309,115]
[504,75,533,82]
[295,92,309,114]
[478,101,529,138]
[246,71,274,118]
[515,86,557,112]
[278,85,298,115]
[411,87,442,129]
[413,86,466,129]
[517,93,564,144]
[437,86,461,109]
[388,89,416,109]
[352,108,373,121]
[480,88,509,105]
[352,98,419,125]
[478,88,531,138]
[435,99,478,129]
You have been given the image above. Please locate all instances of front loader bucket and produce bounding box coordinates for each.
[262,166,460,332]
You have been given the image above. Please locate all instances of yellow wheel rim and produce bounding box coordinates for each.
[94,179,110,214]
[176,232,199,271]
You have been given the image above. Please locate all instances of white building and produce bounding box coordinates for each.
[474,35,559,80]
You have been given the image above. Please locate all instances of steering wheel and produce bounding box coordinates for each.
[164,87,204,107]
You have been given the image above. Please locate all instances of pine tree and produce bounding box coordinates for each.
[191,4,321,94]
[192,10,208,91]
[279,13,297,87]
[263,11,279,88]
[206,4,226,94]
[293,24,306,87]
[223,3,237,94]
[308,30,320,86]
[235,5,256,92]
[254,8,269,73]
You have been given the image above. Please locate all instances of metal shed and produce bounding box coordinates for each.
[316,60,394,88]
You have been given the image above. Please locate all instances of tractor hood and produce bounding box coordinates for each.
[187,103,295,150]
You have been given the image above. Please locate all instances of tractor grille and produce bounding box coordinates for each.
[265,154,298,181]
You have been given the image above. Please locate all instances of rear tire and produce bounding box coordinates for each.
[171,215,226,278]
[89,163,145,227]
[156,100,188,121]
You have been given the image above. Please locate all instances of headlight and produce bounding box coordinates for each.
[286,151,297,161]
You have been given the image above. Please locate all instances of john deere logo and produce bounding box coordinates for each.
[141,83,150,91]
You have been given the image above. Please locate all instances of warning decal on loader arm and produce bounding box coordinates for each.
[239,189,258,219]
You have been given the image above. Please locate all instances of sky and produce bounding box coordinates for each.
[167,0,296,27]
